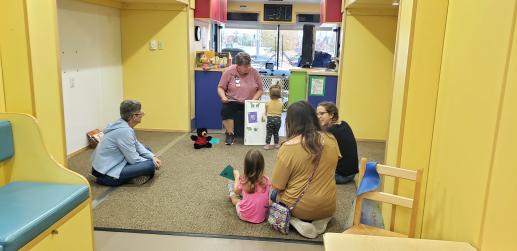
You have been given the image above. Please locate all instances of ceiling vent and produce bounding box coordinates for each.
[297,14,320,23]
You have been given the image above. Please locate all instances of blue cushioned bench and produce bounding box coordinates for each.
[0,120,89,251]
[0,121,13,162]
[0,182,89,251]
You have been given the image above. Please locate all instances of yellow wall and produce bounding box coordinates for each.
[121,8,191,131]
[382,0,414,230]
[420,0,517,248]
[0,51,5,112]
[25,0,67,165]
[0,0,67,165]
[0,166,6,188]
[480,10,517,250]
[227,2,320,24]
[0,53,5,185]
[189,9,195,121]
[384,0,448,236]
[384,0,413,168]
[0,1,35,115]
[338,14,397,141]
[383,0,517,248]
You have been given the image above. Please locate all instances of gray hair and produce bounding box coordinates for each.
[120,100,141,121]
[235,52,251,66]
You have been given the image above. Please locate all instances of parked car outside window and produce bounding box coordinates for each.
[221,48,245,63]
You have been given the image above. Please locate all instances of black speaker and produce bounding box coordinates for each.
[300,24,315,68]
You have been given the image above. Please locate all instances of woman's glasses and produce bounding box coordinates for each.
[134,112,145,117]
[316,112,328,116]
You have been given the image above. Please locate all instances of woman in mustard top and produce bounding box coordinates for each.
[271,101,340,238]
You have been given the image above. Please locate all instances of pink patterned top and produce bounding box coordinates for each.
[237,176,271,223]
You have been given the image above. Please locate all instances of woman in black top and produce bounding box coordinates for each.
[316,102,358,184]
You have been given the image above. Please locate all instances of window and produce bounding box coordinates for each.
[278,29,302,69]
[220,28,277,69]
[221,26,337,70]
[315,29,336,58]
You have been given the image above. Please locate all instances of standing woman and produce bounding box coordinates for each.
[316,102,358,184]
[271,101,340,238]
[217,52,263,145]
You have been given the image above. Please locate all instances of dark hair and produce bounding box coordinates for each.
[243,149,265,193]
[269,84,282,99]
[318,101,339,122]
[285,101,323,164]
[120,100,141,122]
[235,52,251,66]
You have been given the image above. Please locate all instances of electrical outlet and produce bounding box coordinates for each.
[69,77,76,88]
[149,40,158,50]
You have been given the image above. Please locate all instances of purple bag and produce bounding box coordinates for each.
[267,201,292,234]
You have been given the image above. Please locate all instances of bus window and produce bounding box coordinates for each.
[220,28,277,69]
[221,26,337,69]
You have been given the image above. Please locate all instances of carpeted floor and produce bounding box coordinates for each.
[67,131,185,198]
[357,141,385,164]
[68,132,386,242]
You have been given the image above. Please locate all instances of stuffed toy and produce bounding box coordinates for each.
[191,128,212,149]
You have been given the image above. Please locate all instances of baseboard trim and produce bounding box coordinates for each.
[67,146,90,159]
[94,227,323,245]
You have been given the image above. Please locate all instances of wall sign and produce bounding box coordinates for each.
[309,76,326,96]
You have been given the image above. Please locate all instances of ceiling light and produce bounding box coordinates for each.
[392,0,399,6]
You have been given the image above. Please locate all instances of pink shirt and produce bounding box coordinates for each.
[218,65,263,103]
[237,176,271,223]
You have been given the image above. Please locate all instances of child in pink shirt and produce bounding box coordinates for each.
[229,149,271,223]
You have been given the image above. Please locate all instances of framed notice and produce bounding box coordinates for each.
[309,76,326,96]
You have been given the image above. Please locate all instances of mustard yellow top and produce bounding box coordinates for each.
[266,99,283,117]
[272,133,341,220]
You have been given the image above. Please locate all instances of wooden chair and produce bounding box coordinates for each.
[343,158,423,238]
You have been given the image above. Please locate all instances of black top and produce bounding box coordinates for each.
[327,121,358,177]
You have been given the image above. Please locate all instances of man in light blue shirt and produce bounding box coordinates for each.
[92,100,162,186]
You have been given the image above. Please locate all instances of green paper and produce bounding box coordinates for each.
[308,76,326,96]
[219,165,235,180]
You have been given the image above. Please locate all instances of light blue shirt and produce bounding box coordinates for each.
[91,119,154,179]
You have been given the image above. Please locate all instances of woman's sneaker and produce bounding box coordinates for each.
[130,175,151,185]
[312,217,332,235]
[228,181,236,197]
[289,217,318,238]
[225,133,235,145]
[87,173,97,182]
